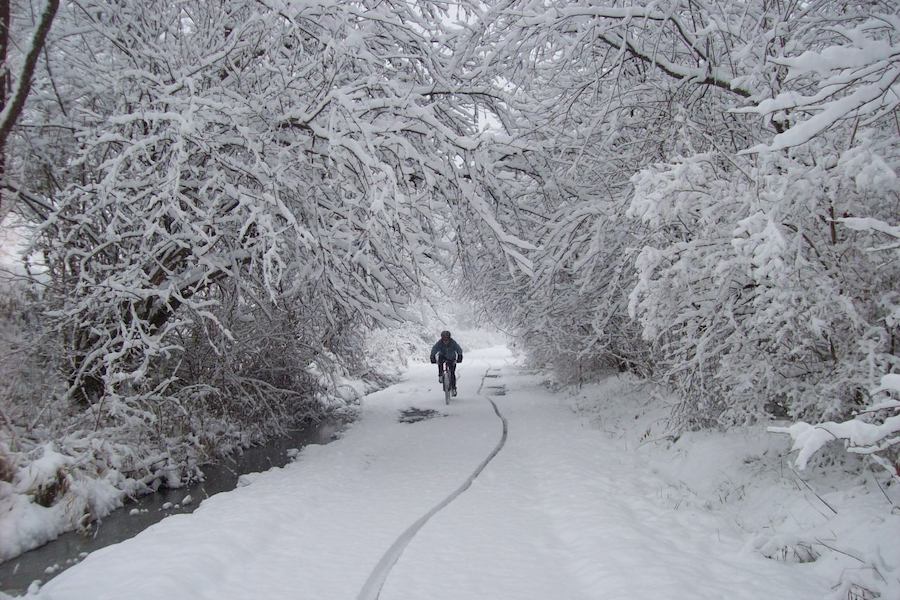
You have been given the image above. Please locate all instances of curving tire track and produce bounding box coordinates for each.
[356,369,509,600]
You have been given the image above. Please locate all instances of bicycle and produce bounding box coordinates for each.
[440,359,457,405]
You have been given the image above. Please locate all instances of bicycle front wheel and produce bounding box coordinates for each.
[443,372,451,404]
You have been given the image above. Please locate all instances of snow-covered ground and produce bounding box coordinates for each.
[8,346,898,599]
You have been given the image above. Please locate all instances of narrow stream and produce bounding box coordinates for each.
[0,420,343,596]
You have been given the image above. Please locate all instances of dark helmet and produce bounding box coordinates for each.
[440,330,451,340]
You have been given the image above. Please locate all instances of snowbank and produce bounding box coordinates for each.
[568,373,900,600]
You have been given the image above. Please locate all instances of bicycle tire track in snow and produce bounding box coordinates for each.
[356,368,509,600]
[382,370,829,600]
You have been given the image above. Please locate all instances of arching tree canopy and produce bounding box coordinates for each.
[1,0,897,519]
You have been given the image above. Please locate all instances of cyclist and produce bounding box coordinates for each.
[429,330,463,396]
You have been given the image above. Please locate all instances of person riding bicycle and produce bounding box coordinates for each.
[430,330,463,396]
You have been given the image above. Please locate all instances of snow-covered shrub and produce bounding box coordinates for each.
[363,321,431,382]
[0,280,344,560]
[0,278,62,431]
[627,142,899,428]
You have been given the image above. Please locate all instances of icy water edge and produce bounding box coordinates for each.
[0,420,343,596]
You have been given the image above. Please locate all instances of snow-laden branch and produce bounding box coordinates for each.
[739,16,900,152]
[840,217,900,238]
[512,2,752,98]
[838,217,900,251]
[741,67,900,152]
[770,375,900,480]
[520,5,710,65]
[594,31,751,98]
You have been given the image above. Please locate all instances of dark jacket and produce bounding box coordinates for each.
[430,338,463,362]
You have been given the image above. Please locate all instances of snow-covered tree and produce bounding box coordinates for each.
[0,0,537,505]
[19,0,515,409]
[464,0,899,428]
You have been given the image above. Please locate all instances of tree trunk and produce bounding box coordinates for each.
[0,0,60,214]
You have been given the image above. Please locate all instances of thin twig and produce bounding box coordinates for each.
[814,539,864,563]
[869,466,896,508]
[793,470,838,515]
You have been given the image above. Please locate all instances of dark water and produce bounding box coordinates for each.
[0,420,343,596]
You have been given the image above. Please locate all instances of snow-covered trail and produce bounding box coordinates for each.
[25,346,827,600]
[386,365,823,600]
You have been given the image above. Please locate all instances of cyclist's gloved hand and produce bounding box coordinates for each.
[430,357,436,364]
[457,356,463,363]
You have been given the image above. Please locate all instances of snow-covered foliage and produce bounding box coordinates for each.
[31,0,455,406]
[627,145,898,428]
[460,1,899,442]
